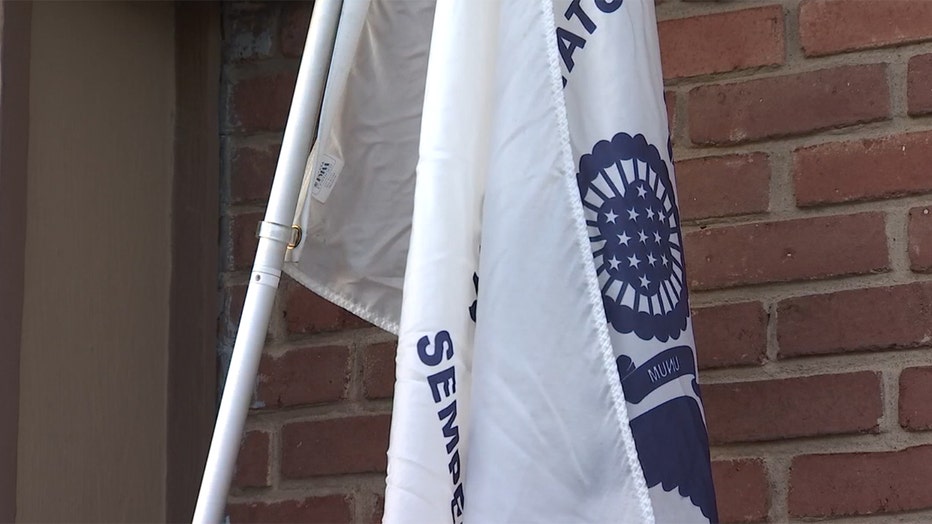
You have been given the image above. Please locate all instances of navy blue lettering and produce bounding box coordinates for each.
[647,356,680,383]
[417,330,453,367]
[438,401,460,454]
[420,329,464,521]
[615,346,696,404]
[416,335,439,366]
[565,0,596,34]
[448,450,461,484]
[427,366,456,403]
[450,483,465,521]
[595,0,624,13]
[557,27,586,73]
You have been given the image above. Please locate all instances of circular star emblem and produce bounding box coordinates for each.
[577,133,688,342]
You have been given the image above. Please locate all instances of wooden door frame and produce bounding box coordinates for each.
[0,2,31,520]
[0,3,221,520]
[168,3,221,521]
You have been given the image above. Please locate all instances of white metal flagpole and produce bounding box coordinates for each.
[193,1,344,521]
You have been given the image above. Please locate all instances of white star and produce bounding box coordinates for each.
[636,185,648,198]
[639,274,650,289]
[618,232,631,246]
[646,207,655,220]
[627,208,639,221]
[647,253,657,266]
[627,254,640,269]
[661,254,669,267]
[653,232,662,243]
[605,210,618,224]
[608,256,621,270]
[638,230,648,244]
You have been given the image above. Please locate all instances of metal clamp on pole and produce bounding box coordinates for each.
[255,220,295,245]
[250,221,299,288]
[193,1,344,522]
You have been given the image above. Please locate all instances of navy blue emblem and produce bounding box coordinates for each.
[616,352,718,522]
[579,133,718,522]
[576,132,688,342]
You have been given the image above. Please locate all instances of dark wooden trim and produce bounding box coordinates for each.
[0,2,31,520]
[167,3,221,521]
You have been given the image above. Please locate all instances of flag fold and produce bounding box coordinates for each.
[284,1,717,522]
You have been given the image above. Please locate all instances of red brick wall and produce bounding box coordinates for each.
[660,0,932,521]
[220,1,932,522]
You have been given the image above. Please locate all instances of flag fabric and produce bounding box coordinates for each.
[287,0,433,334]
[284,0,717,522]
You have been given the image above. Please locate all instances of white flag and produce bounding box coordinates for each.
[284,1,717,522]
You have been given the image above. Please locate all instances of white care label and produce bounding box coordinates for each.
[310,153,345,203]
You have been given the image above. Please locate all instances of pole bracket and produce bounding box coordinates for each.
[256,220,302,249]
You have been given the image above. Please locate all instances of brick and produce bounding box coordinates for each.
[794,131,932,207]
[908,54,932,116]
[676,153,770,221]
[222,5,277,63]
[799,0,932,57]
[900,366,932,431]
[684,212,889,291]
[664,91,675,133]
[229,211,262,271]
[712,459,769,523]
[703,372,881,444]
[232,430,270,488]
[909,206,932,272]
[282,415,391,478]
[368,496,384,524]
[281,2,313,58]
[257,345,350,409]
[362,342,397,400]
[228,495,352,524]
[778,282,932,358]
[789,446,932,518]
[229,70,297,133]
[221,283,248,341]
[692,302,767,370]
[688,65,889,146]
[659,6,784,80]
[231,141,279,204]
[284,282,371,335]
